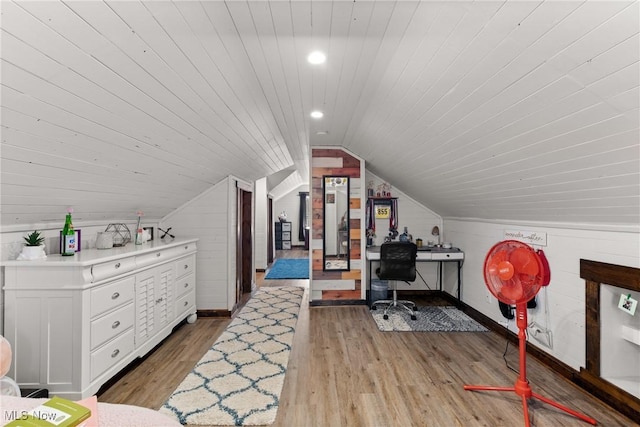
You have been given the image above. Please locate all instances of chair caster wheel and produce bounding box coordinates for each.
[383,314,389,320]
[413,306,418,311]
[411,315,417,320]
[372,305,377,310]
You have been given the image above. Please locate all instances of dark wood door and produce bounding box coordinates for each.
[236,188,253,305]
[267,197,274,264]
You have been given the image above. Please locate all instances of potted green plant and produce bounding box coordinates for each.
[18,230,47,260]
[24,230,45,246]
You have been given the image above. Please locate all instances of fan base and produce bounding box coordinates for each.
[464,382,597,426]
[464,303,596,426]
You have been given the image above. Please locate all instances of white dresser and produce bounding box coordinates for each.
[2,238,197,399]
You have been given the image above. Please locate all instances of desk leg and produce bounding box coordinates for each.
[457,260,462,308]
[368,259,372,308]
[439,262,443,292]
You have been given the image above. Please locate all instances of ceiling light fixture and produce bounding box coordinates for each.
[307,51,326,64]
[310,111,324,119]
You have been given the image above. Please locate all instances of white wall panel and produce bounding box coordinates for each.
[254,178,269,270]
[0,0,637,233]
[445,217,640,371]
[160,178,231,311]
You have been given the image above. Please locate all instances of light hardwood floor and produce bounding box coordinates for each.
[98,249,636,426]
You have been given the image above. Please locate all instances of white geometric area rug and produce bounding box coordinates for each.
[161,286,304,426]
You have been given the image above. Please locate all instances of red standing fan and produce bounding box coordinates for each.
[464,240,597,426]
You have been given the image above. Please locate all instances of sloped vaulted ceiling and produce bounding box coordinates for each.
[1,1,638,227]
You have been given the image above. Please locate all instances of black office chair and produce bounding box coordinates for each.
[372,241,418,320]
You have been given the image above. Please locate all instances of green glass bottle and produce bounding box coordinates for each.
[62,209,76,256]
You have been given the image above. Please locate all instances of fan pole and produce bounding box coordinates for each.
[464,303,597,426]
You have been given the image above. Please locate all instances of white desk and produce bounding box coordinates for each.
[366,246,464,306]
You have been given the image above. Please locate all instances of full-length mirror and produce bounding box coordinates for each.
[323,176,350,271]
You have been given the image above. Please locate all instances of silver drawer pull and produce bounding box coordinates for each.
[115,262,121,269]
[156,297,164,304]
[184,264,188,270]
[111,292,120,300]
[112,320,120,329]
[111,349,120,358]
[184,283,189,288]
[184,301,188,307]
[156,252,161,257]
[184,245,188,250]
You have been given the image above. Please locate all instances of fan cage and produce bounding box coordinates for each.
[483,240,543,306]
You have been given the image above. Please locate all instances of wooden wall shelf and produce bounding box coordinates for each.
[579,259,640,421]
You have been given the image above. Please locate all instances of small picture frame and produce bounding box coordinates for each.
[618,294,638,316]
[59,229,81,252]
[326,193,335,204]
[143,227,154,242]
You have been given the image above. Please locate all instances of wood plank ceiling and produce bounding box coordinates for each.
[1,1,638,227]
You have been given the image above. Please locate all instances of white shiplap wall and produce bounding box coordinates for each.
[445,217,640,371]
[160,177,233,311]
[270,171,307,207]
[347,0,639,225]
[0,221,147,262]
[2,0,636,230]
[254,178,269,270]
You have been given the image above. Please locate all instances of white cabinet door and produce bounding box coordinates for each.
[135,268,155,347]
[135,263,175,347]
[156,264,175,329]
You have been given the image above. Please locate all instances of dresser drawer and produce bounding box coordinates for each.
[176,273,195,298]
[92,257,136,282]
[165,242,197,259]
[91,329,134,381]
[431,252,464,261]
[176,290,195,318]
[136,250,170,269]
[91,276,135,318]
[91,302,134,350]
[175,254,196,279]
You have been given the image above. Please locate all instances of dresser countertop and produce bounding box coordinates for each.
[1,238,198,267]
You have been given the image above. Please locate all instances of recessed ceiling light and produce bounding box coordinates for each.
[310,111,324,119]
[316,130,329,135]
[307,51,326,64]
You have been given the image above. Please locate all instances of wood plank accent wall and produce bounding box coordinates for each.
[311,148,362,302]
[578,259,640,422]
